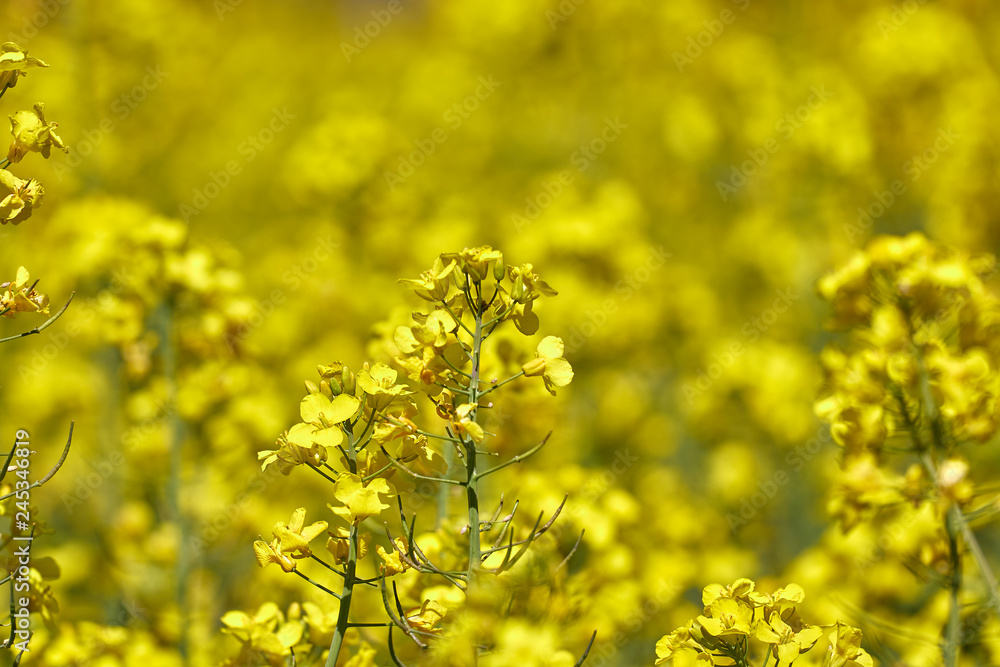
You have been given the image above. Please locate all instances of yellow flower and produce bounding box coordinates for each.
[301,391,360,425]
[326,526,371,565]
[273,507,328,558]
[827,622,874,667]
[301,602,338,647]
[507,263,557,303]
[0,43,49,92]
[253,509,327,571]
[399,257,457,301]
[0,266,48,317]
[817,252,872,326]
[344,642,378,667]
[755,611,823,664]
[0,169,43,225]
[522,336,574,395]
[376,537,411,575]
[441,246,503,281]
[654,625,697,664]
[405,599,448,634]
[357,361,412,409]
[258,423,333,474]
[453,403,485,444]
[696,597,753,638]
[7,103,67,162]
[221,603,303,661]
[702,578,757,606]
[329,473,394,524]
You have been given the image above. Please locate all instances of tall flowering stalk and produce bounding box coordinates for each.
[242,247,590,666]
[816,233,1000,665]
[0,40,74,663]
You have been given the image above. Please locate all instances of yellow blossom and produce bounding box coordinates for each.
[441,246,503,281]
[522,336,574,395]
[0,266,48,317]
[696,597,753,638]
[0,42,48,91]
[827,622,874,667]
[405,599,448,634]
[754,611,823,664]
[329,473,394,524]
[357,361,412,409]
[326,526,371,564]
[376,537,411,575]
[0,169,43,224]
[399,257,457,300]
[8,102,67,162]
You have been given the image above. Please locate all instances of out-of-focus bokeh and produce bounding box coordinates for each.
[3,0,1000,664]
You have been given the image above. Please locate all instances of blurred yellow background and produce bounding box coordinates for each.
[3,0,1000,664]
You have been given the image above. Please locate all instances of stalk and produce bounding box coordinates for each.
[326,422,360,667]
[465,281,485,585]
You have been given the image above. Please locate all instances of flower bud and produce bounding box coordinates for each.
[341,365,355,395]
[304,380,319,395]
[493,255,505,281]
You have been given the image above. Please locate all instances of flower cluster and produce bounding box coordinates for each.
[655,579,872,667]
[234,246,584,665]
[816,233,997,527]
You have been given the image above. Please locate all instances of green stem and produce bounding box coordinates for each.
[157,302,189,663]
[326,423,360,667]
[943,506,962,667]
[908,330,962,665]
[465,282,485,586]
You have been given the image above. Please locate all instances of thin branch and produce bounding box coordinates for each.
[0,291,75,344]
[379,446,464,485]
[558,530,586,572]
[0,422,74,502]
[293,569,342,599]
[306,462,338,485]
[574,631,597,667]
[476,433,550,480]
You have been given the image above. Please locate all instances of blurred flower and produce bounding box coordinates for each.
[7,103,67,162]
[0,169,43,224]
[0,265,48,317]
[0,42,48,91]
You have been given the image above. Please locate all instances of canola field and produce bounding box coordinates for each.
[3,1,1000,666]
